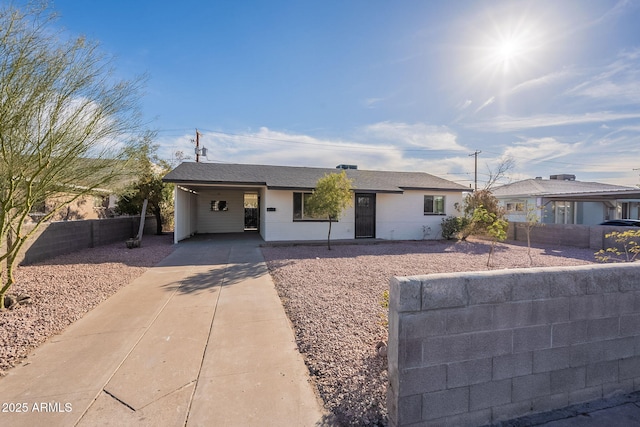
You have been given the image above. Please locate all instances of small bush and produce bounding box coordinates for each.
[441,216,469,240]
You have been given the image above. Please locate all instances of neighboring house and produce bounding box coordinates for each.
[29,191,118,222]
[27,158,137,222]
[493,174,640,225]
[162,162,470,243]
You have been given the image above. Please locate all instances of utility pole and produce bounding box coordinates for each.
[195,129,200,163]
[469,150,481,191]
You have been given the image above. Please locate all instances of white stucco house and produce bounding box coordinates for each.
[493,174,640,225]
[162,162,470,243]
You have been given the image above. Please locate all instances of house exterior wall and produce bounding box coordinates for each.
[262,189,356,241]
[582,202,606,224]
[500,198,627,226]
[176,186,465,242]
[197,189,245,233]
[502,198,543,224]
[174,186,197,242]
[261,189,464,241]
[377,190,464,240]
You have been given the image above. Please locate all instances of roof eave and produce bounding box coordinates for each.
[162,178,267,186]
[400,186,469,192]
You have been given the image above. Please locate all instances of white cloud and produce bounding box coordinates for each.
[467,112,640,132]
[159,127,406,171]
[502,136,580,164]
[508,70,573,95]
[363,97,385,108]
[570,80,640,103]
[458,99,472,110]
[362,121,467,151]
[474,97,495,114]
[156,123,471,181]
[564,47,640,102]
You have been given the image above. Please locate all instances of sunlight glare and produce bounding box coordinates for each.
[494,36,525,73]
[472,9,547,79]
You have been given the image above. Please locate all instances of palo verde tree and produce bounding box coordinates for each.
[0,2,144,309]
[306,170,353,250]
[595,230,640,263]
[519,204,543,265]
[472,206,508,267]
[116,132,173,235]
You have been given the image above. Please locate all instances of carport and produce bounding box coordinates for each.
[173,184,265,244]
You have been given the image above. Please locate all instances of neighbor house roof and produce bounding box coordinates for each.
[492,178,640,200]
[162,162,470,193]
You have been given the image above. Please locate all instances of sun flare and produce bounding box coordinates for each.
[492,36,525,73]
[497,39,519,61]
[472,10,547,78]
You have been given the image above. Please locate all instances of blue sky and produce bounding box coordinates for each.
[43,0,640,187]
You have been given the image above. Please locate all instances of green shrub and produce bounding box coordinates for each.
[441,216,469,240]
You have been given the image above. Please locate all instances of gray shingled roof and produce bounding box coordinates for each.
[492,178,638,198]
[163,162,470,193]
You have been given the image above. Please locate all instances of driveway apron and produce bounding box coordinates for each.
[0,235,325,426]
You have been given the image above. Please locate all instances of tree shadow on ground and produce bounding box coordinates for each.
[160,262,268,295]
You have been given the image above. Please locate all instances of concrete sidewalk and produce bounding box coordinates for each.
[0,235,325,426]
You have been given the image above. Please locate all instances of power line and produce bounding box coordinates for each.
[156,127,472,154]
[154,128,633,171]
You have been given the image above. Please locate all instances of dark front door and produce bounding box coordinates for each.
[244,193,259,231]
[355,193,376,238]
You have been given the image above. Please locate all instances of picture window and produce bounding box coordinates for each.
[424,195,445,215]
[211,200,228,211]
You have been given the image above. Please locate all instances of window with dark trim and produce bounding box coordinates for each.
[293,192,326,221]
[506,201,525,212]
[210,200,228,211]
[424,195,445,215]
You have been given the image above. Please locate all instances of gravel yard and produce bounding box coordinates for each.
[261,239,600,426]
[0,234,174,375]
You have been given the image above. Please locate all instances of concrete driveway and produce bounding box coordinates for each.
[0,234,325,426]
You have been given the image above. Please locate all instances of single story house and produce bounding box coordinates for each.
[162,162,470,243]
[492,174,640,225]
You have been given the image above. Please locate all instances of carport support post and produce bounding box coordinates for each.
[137,199,148,242]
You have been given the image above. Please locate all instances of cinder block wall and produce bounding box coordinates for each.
[508,223,633,251]
[388,263,640,427]
[17,216,157,265]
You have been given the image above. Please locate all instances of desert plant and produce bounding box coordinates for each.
[440,216,470,240]
[305,171,353,250]
[472,206,508,267]
[518,204,543,265]
[379,289,389,327]
[595,230,640,262]
[460,189,505,240]
[0,3,144,310]
[117,132,174,235]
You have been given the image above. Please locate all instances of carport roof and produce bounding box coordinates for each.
[162,162,470,193]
